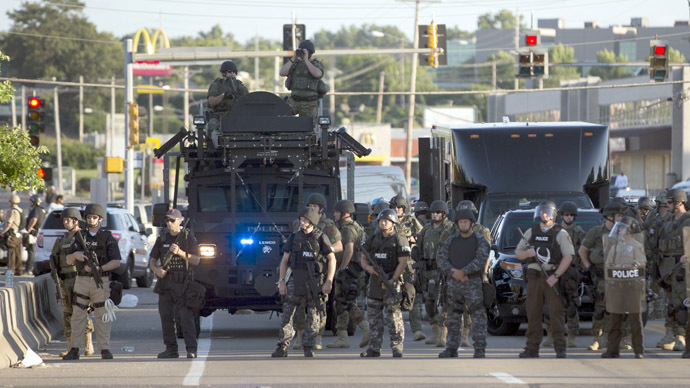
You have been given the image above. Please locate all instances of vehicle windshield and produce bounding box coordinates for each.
[480,192,593,229]
[197,183,327,213]
[500,211,603,250]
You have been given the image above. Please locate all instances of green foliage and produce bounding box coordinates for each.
[39,136,104,170]
[669,47,686,63]
[545,44,580,87]
[446,26,474,40]
[589,49,631,81]
[478,10,524,30]
[481,51,519,90]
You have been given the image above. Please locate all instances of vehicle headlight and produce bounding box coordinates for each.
[199,244,216,259]
[499,262,523,280]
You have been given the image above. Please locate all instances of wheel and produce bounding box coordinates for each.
[136,265,154,288]
[486,307,520,336]
[118,258,133,290]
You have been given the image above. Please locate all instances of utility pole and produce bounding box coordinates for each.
[79,75,84,142]
[376,71,385,123]
[254,35,260,91]
[53,78,63,195]
[404,0,421,196]
[514,8,520,90]
[125,39,134,214]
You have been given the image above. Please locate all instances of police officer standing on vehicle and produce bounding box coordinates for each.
[327,199,370,349]
[25,194,46,275]
[279,40,325,118]
[49,208,94,357]
[207,60,249,140]
[63,204,121,360]
[417,200,453,344]
[516,200,574,358]
[150,209,201,359]
[273,208,336,358]
[437,208,489,358]
[600,216,647,359]
[360,209,410,358]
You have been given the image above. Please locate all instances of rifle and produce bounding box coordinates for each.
[306,262,327,317]
[517,228,560,296]
[74,230,104,289]
[159,219,191,271]
[434,272,446,309]
[361,248,402,301]
[659,260,685,285]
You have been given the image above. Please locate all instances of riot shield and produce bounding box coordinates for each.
[683,226,690,300]
[603,235,647,314]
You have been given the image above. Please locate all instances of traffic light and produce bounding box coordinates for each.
[27,97,44,147]
[282,24,306,63]
[38,167,53,182]
[517,50,532,77]
[516,30,548,79]
[418,23,447,67]
[427,23,438,67]
[532,49,549,77]
[650,40,669,82]
[128,102,139,148]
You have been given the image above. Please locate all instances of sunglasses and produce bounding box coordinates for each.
[395,205,405,209]
[431,211,444,214]
[562,213,576,217]
[165,218,177,223]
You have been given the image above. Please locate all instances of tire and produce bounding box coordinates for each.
[487,307,520,336]
[118,258,133,290]
[136,265,154,288]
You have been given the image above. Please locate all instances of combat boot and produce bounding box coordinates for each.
[292,330,303,350]
[358,321,371,348]
[314,334,323,350]
[326,330,350,348]
[438,348,458,358]
[600,351,620,358]
[518,349,539,358]
[84,332,94,356]
[360,348,381,357]
[303,346,314,357]
[62,347,80,360]
[588,338,601,351]
[555,348,566,359]
[271,344,288,358]
[567,333,577,348]
[426,324,440,345]
[621,335,632,350]
[101,349,113,359]
[461,326,470,347]
[436,326,447,348]
[542,329,554,347]
[673,335,686,351]
[60,336,72,357]
[392,349,403,358]
[682,349,690,358]
[157,347,180,358]
[658,327,675,349]
[413,330,426,341]
[473,349,486,359]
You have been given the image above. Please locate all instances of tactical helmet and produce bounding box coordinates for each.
[413,201,429,213]
[377,209,399,224]
[220,60,238,74]
[9,194,20,204]
[84,204,106,219]
[430,200,448,213]
[299,207,321,226]
[298,40,315,55]
[334,199,355,215]
[390,195,408,210]
[609,215,635,237]
[373,201,389,215]
[637,197,654,211]
[456,200,479,215]
[601,201,624,217]
[655,190,667,204]
[534,200,558,222]
[61,207,83,222]
[666,188,688,203]
[306,193,327,209]
[452,208,476,223]
[29,194,42,206]
[558,201,578,216]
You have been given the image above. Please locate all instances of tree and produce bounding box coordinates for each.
[545,44,580,87]
[478,10,524,30]
[445,26,474,40]
[589,49,631,81]
[669,47,686,63]
[0,51,48,191]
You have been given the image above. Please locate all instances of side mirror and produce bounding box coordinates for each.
[144,227,153,237]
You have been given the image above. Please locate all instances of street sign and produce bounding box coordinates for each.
[133,151,145,169]
[135,84,164,94]
[132,60,172,76]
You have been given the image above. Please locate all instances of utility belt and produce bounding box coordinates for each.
[58,272,77,280]
[527,263,557,271]
[291,94,319,102]
[78,271,109,278]
[166,270,189,283]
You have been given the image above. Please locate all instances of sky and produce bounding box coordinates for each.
[0,0,689,45]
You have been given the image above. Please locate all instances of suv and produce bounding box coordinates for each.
[486,208,603,335]
[109,202,157,246]
[33,206,153,289]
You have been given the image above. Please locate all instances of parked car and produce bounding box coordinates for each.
[34,205,153,289]
[109,201,157,246]
[486,208,604,335]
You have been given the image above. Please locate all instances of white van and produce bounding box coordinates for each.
[340,165,408,204]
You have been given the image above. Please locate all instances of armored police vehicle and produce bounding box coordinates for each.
[153,92,369,317]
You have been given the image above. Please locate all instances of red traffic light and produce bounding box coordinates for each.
[28,97,42,109]
[655,45,666,56]
[525,35,538,46]
[37,168,45,179]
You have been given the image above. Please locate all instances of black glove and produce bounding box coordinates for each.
[223,90,235,99]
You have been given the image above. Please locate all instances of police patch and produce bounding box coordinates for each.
[607,267,645,279]
[401,246,411,253]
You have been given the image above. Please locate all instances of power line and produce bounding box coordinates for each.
[4,30,123,45]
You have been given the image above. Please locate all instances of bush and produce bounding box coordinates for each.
[39,136,104,169]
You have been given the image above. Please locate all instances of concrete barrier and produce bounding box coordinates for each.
[0,274,63,369]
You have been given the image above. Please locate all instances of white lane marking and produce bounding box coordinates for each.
[490,372,527,385]
[183,314,214,386]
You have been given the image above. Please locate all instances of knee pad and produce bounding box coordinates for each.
[593,305,606,321]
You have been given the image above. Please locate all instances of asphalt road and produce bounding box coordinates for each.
[0,283,689,387]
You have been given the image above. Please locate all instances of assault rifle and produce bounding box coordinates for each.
[74,230,104,289]
[49,252,64,303]
[159,219,191,270]
[306,262,327,317]
[434,272,446,309]
[361,248,401,301]
[517,228,559,296]
[659,261,685,285]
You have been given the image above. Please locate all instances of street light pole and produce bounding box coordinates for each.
[405,0,421,196]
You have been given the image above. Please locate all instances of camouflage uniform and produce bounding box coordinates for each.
[437,230,490,356]
[332,219,365,333]
[417,218,454,327]
[206,77,249,134]
[581,223,612,349]
[285,58,326,117]
[397,214,424,334]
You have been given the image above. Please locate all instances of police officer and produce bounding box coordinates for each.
[49,208,94,357]
[601,216,647,359]
[417,200,454,344]
[327,199,370,348]
[646,192,675,342]
[207,60,249,141]
[360,209,410,358]
[439,200,491,348]
[413,201,430,226]
[279,40,326,118]
[544,201,585,348]
[150,209,201,359]
[1,194,23,276]
[25,194,46,275]
[436,208,489,358]
[657,188,690,352]
[365,200,389,239]
[63,204,121,360]
[516,200,575,358]
[292,193,342,351]
[637,197,654,222]
[273,208,336,358]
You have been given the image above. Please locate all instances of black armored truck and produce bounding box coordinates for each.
[153,92,369,317]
